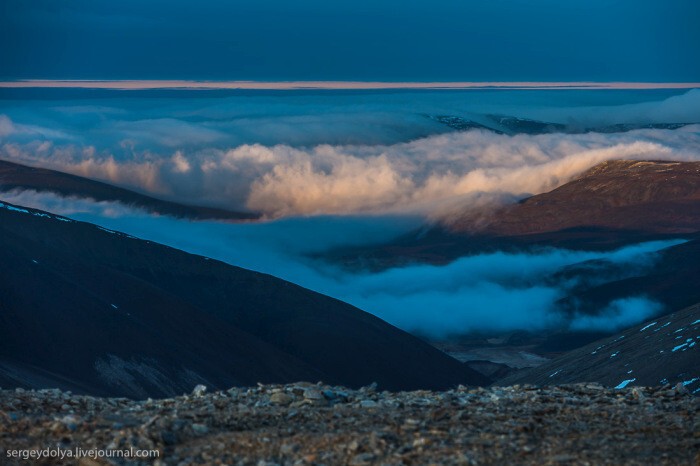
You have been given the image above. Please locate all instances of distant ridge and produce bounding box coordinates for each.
[0,159,258,221]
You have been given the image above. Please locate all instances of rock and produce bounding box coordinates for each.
[161,430,178,445]
[270,392,294,406]
[78,459,102,466]
[192,385,208,397]
[1,382,698,465]
[631,388,646,401]
[361,382,378,394]
[280,443,299,455]
[60,415,80,431]
[412,437,430,448]
[303,389,324,400]
[674,383,689,395]
[192,423,209,435]
[350,453,376,465]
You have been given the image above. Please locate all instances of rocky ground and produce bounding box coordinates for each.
[1,383,698,465]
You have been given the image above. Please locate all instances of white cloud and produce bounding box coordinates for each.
[569,297,662,332]
[3,125,699,218]
[1,89,699,218]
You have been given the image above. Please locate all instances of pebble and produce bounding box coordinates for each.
[0,382,697,465]
[303,389,324,400]
[270,392,293,405]
[192,385,208,397]
[191,423,209,435]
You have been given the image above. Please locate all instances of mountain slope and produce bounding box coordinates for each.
[328,160,700,269]
[0,200,488,398]
[451,160,700,237]
[497,303,700,392]
[554,238,700,317]
[0,159,257,220]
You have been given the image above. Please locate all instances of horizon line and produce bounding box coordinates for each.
[1,80,699,91]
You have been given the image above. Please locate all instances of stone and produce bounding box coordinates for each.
[192,423,209,435]
[1,382,698,465]
[192,385,208,397]
[60,415,80,431]
[270,392,294,406]
[303,389,324,400]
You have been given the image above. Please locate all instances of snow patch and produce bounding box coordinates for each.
[615,378,636,389]
[639,322,657,331]
[654,321,672,332]
[672,341,691,352]
[0,201,74,223]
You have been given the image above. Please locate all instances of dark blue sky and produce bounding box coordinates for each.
[1,0,699,81]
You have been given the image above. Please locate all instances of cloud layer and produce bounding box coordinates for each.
[0,189,679,338]
[3,124,700,218]
[2,89,700,218]
[0,89,696,338]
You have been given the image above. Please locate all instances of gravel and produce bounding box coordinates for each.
[1,382,698,465]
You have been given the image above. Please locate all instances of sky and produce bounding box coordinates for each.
[1,0,699,82]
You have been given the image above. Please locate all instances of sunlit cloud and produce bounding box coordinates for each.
[3,124,699,217]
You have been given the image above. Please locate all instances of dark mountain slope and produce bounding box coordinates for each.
[498,303,700,393]
[0,200,488,398]
[554,238,700,317]
[0,159,257,220]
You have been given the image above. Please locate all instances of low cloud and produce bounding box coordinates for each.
[0,189,152,218]
[569,297,662,332]
[5,190,679,338]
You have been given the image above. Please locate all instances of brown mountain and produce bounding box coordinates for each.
[451,160,700,237]
[0,199,488,399]
[0,158,258,220]
[328,160,700,268]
